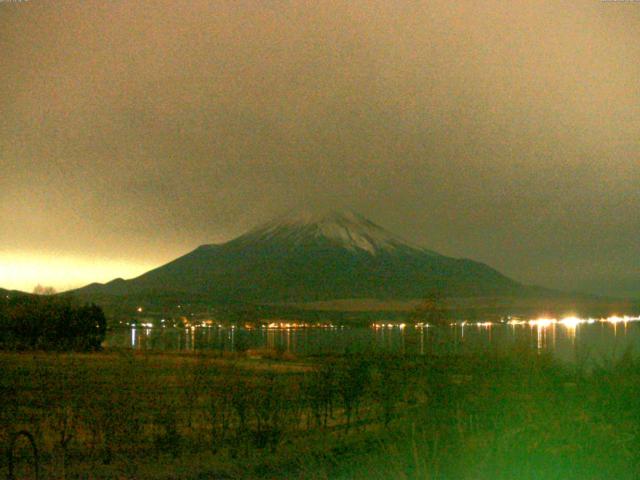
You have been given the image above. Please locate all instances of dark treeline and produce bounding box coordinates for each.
[0,294,106,351]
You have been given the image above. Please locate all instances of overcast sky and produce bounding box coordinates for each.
[1,0,639,294]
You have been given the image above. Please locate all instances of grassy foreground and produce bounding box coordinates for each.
[1,346,640,479]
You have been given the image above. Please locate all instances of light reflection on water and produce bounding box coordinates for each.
[106,317,640,364]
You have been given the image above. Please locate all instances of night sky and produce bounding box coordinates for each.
[1,1,639,295]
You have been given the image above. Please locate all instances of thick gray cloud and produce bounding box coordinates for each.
[1,0,639,292]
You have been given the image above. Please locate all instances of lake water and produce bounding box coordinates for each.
[106,316,640,364]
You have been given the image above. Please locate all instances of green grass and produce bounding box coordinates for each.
[2,346,640,479]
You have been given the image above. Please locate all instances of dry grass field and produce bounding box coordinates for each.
[2,346,640,479]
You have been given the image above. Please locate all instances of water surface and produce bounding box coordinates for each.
[106,316,640,364]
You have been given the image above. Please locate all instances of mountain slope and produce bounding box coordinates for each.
[75,210,526,302]
[0,287,31,298]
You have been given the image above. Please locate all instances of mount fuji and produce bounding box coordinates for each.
[76,210,527,303]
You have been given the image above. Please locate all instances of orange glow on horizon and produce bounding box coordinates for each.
[0,252,154,293]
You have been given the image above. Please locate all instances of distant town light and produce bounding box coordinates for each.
[559,317,582,329]
[529,318,556,328]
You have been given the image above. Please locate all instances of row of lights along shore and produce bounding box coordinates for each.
[371,315,640,330]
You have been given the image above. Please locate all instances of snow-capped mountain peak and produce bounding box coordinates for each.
[242,209,430,255]
[75,208,523,303]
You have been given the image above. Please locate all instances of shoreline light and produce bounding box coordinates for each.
[370,315,640,330]
[528,318,556,328]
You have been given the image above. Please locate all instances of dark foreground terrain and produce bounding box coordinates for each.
[1,346,640,479]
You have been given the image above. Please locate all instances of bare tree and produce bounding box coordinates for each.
[409,289,449,325]
[32,284,57,296]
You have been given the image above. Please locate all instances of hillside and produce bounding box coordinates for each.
[74,210,531,305]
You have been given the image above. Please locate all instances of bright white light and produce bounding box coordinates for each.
[602,315,640,324]
[559,317,582,329]
[529,318,556,328]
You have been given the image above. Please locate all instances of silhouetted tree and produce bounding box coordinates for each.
[337,356,370,430]
[0,296,107,351]
[33,284,57,296]
[408,289,449,325]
